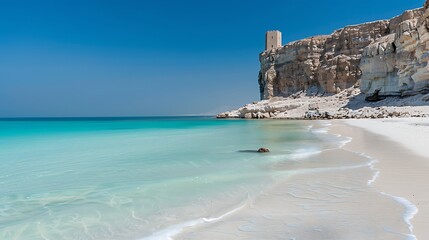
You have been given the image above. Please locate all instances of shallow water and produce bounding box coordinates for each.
[176,122,416,240]
[0,117,334,239]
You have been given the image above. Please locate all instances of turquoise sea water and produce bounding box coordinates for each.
[0,117,327,239]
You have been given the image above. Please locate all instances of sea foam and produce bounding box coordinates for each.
[381,192,419,240]
[141,202,247,240]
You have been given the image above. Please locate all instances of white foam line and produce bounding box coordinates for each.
[314,125,375,179]
[140,202,247,240]
[320,123,419,239]
[349,151,417,238]
[349,155,417,239]
[341,145,418,239]
[202,202,245,223]
[381,192,418,240]
[366,158,380,186]
[323,129,380,187]
[308,122,352,150]
[363,158,417,238]
[355,152,380,186]
[367,170,380,186]
[338,136,352,148]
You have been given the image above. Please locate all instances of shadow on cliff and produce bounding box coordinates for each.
[344,93,429,110]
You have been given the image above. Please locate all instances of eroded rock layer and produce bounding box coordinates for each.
[259,1,429,99]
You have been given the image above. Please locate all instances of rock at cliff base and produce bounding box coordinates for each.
[365,89,385,102]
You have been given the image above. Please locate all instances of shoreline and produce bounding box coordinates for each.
[338,118,429,239]
[170,119,429,239]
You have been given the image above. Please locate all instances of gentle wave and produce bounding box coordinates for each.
[381,192,419,240]
[354,151,417,239]
[329,127,419,240]
[288,148,323,160]
[140,201,248,240]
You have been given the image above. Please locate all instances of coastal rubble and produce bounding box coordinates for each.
[217,87,429,120]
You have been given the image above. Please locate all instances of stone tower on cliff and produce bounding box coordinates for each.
[265,30,282,51]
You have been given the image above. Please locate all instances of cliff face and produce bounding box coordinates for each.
[259,1,429,100]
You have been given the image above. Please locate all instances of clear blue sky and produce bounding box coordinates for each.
[0,0,424,117]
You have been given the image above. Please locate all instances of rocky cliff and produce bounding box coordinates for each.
[259,1,429,100]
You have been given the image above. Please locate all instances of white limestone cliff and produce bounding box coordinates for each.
[259,2,429,100]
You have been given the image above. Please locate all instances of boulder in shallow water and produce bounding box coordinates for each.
[257,148,270,153]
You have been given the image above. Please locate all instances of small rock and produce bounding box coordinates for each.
[257,148,270,153]
[308,103,319,111]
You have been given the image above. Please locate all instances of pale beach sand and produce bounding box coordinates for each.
[340,118,429,239]
[345,118,429,158]
[174,119,429,240]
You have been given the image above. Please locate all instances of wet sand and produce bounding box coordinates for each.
[175,119,429,239]
[341,118,429,239]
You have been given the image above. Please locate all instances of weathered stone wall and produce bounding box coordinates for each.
[266,30,282,51]
[259,3,429,100]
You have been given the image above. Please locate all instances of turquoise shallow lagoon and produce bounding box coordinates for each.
[0,117,328,239]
